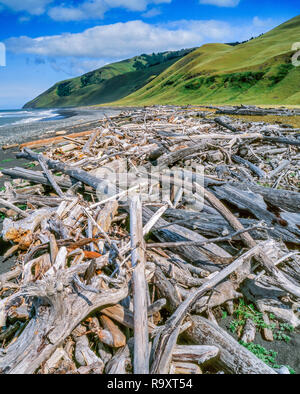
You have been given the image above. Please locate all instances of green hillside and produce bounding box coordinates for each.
[23,49,194,108]
[115,15,300,106]
[24,15,300,108]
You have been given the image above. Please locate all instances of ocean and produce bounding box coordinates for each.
[0,108,65,128]
[0,107,122,145]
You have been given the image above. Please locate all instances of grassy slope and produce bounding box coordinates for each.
[24,51,192,108]
[116,15,300,106]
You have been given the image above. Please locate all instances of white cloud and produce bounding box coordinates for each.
[142,8,162,18]
[49,57,109,76]
[6,20,200,58]
[252,16,275,28]
[48,0,171,21]
[0,0,53,15]
[5,17,279,66]
[199,0,240,7]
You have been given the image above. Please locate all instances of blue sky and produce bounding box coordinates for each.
[0,0,299,109]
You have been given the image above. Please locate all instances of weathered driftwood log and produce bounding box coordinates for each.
[1,167,72,189]
[99,315,126,348]
[267,160,290,179]
[150,251,205,288]
[105,343,132,374]
[232,155,266,178]
[37,154,65,198]
[262,136,300,147]
[191,280,242,314]
[210,185,300,240]
[241,319,256,343]
[172,345,219,365]
[130,195,149,374]
[0,269,128,374]
[214,117,238,133]
[101,304,157,333]
[142,207,232,273]
[154,266,181,312]
[150,243,264,374]
[0,197,29,218]
[19,130,94,150]
[147,299,166,316]
[162,208,300,244]
[155,142,207,168]
[184,316,276,374]
[170,362,202,374]
[215,105,298,117]
[241,278,300,328]
[200,184,300,299]
[211,184,282,225]
[230,181,300,213]
[95,200,118,234]
[73,325,104,368]
[17,148,118,194]
[82,128,102,154]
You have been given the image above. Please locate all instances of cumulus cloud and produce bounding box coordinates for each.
[48,0,171,21]
[6,20,200,58]
[0,0,53,15]
[199,0,240,7]
[5,17,279,78]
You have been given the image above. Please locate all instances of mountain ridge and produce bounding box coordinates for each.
[24,15,300,108]
[115,15,300,106]
[23,49,194,108]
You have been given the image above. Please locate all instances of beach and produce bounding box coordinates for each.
[0,107,124,146]
[0,106,124,274]
[0,104,299,374]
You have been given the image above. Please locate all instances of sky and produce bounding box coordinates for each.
[0,0,299,109]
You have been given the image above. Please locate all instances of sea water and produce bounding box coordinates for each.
[0,107,122,145]
[0,109,63,127]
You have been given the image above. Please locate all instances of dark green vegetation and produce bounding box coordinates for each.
[240,342,295,373]
[222,299,296,373]
[24,49,194,108]
[227,299,294,343]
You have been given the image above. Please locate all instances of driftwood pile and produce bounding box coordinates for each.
[0,105,299,374]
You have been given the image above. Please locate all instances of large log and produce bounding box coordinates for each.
[17,148,117,194]
[19,130,94,149]
[142,207,232,273]
[184,315,276,374]
[130,195,149,374]
[163,208,300,245]
[230,181,300,213]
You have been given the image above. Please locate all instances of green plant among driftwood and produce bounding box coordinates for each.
[229,299,269,333]
[240,342,295,374]
[229,299,295,343]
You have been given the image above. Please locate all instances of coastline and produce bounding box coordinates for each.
[0,106,125,274]
[0,106,124,146]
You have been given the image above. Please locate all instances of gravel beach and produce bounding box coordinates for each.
[0,107,123,146]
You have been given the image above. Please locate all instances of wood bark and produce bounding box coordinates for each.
[184,315,276,374]
[130,195,149,374]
